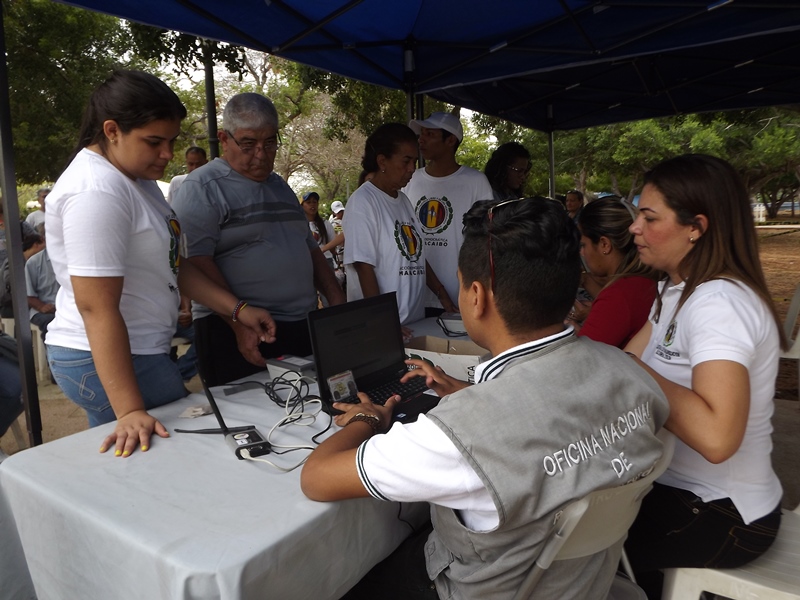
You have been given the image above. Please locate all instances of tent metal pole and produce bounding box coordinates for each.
[0,8,43,446]
[415,94,425,168]
[548,131,555,199]
[203,41,219,159]
[547,104,555,198]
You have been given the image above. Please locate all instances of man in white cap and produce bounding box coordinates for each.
[329,200,345,222]
[404,112,493,317]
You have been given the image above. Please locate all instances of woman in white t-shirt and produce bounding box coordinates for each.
[46,71,275,458]
[343,123,456,325]
[623,154,785,598]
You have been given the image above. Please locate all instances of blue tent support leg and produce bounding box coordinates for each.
[0,8,43,447]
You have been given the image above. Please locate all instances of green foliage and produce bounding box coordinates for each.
[4,0,132,182]
[8,5,800,216]
[456,124,493,173]
[127,24,245,79]
[291,65,407,141]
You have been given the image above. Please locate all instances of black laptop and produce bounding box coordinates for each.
[307,292,439,424]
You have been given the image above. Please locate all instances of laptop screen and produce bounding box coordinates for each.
[308,293,406,404]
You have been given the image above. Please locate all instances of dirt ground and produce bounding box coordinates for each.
[2,221,800,454]
[758,225,800,401]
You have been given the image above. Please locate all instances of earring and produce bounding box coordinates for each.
[689,236,695,244]
[602,250,609,255]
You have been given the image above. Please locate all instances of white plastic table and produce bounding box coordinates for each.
[0,371,426,600]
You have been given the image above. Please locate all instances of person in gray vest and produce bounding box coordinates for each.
[301,198,670,599]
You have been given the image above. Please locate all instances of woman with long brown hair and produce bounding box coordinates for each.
[624,154,785,598]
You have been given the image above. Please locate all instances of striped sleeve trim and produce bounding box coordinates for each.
[356,441,392,501]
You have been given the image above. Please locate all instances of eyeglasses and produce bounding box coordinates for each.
[506,165,530,175]
[225,130,282,154]
[487,198,525,292]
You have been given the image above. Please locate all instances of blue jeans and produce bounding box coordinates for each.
[0,356,23,437]
[47,345,188,427]
[174,322,197,381]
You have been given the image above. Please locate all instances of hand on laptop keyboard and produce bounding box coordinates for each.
[402,359,471,397]
[341,377,428,406]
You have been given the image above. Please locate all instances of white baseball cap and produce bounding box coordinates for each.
[330,200,345,213]
[408,112,463,142]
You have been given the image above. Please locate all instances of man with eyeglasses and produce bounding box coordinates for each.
[301,198,668,600]
[403,112,493,318]
[173,93,344,386]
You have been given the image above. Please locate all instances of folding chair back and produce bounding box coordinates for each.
[513,431,675,600]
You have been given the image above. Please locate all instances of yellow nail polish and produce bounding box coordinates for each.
[114,450,121,457]
[141,445,148,452]
[122,450,130,457]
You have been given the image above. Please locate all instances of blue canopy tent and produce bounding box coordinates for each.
[50,1,800,198]
[2,0,799,444]
[49,1,800,123]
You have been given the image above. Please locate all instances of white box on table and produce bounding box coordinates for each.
[405,336,487,384]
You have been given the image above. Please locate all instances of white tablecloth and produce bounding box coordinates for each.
[0,371,427,600]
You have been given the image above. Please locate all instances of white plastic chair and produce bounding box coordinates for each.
[0,316,13,335]
[661,504,800,599]
[513,431,675,600]
[1,318,50,383]
[780,283,800,402]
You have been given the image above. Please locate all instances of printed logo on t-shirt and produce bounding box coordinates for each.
[166,214,181,274]
[654,319,680,361]
[415,196,454,235]
[664,320,677,347]
[394,221,423,263]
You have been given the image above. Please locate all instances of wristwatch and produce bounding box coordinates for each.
[346,412,383,435]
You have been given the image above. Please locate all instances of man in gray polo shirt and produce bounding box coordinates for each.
[173,93,344,386]
[25,225,60,340]
[302,198,668,599]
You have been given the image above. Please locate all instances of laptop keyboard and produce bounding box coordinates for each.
[340,376,428,406]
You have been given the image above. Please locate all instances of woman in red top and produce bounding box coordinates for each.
[567,196,659,348]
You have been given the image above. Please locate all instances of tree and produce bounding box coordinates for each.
[126,24,244,81]
[4,0,133,182]
[292,65,408,141]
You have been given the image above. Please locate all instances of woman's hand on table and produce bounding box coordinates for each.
[402,358,471,398]
[99,409,169,457]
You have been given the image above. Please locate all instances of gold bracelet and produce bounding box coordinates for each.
[346,412,383,435]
